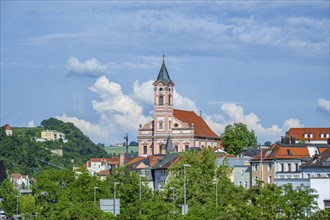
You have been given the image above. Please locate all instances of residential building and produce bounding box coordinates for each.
[286,128,330,144]
[41,130,68,143]
[11,173,30,190]
[4,124,12,136]
[301,148,330,210]
[152,152,181,190]
[250,143,328,186]
[138,58,220,157]
[217,157,252,188]
[125,155,164,189]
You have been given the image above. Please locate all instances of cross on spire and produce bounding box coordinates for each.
[162,54,165,63]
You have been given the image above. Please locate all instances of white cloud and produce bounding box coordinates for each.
[57,77,304,145]
[317,98,330,113]
[28,120,35,127]
[204,102,303,144]
[66,56,108,76]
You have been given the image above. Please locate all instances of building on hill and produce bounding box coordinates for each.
[138,58,220,157]
[286,127,330,144]
[10,173,30,190]
[41,130,68,143]
[4,124,12,136]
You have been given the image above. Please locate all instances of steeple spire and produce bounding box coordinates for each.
[155,55,172,84]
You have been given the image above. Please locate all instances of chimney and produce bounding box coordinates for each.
[119,154,125,166]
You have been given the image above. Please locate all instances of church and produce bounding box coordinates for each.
[138,58,221,157]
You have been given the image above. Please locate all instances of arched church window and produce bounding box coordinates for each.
[159,87,163,91]
[159,121,163,130]
[143,146,147,154]
[159,96,164,105]
[168,95,171,105]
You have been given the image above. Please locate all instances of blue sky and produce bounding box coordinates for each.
[1,1,329,145]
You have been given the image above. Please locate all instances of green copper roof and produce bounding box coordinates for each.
[155,62,172,84]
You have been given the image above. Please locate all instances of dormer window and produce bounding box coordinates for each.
[309,133,313,138]
[304,133,308,138]
[320,133,324,138]
[326,133,330,138]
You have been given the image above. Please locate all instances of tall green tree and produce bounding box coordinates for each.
[221,122,257,155]
[0,178,19,217]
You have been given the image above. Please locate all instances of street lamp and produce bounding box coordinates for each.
[139,175,144,215]
[15,195,20,218]
[213,181,218,208]
[183,164,191,215]
[93,187,99,204]
[114,182,120,217]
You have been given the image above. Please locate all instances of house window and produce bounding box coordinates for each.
[241,170,245,175]
[310,133,313,138]
[280,163,284,172]
[244,181,248,188]
[288,163,291,172]
[295,163,299,172]
[268,163,272,171]
[159,121,163,130]
[238,181,242,186]
[268,176,272,183]
[304,133,308,138]
[143,146,147,154]
[320,133,324,138]
[253,163,258,171]
[159,96,164,105]
[326,133,330,138]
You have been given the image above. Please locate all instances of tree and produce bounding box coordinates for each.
[221,123,257,155]
[0,178,19,217]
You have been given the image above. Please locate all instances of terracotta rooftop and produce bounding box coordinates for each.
[287,128,330,141]
[173,109,219,139]
[98,170,110,176]
[251,144,312,161]
[4,124,12,130]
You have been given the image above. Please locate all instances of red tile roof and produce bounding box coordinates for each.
[173,109,219,139]
[4,124,12,130]
[287,128,330,141]
[98,170,110,176]
[251,144,312,161]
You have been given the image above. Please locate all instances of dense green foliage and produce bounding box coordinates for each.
[221,122,258,155]
[0,118,108,177]
[0,148,323,219]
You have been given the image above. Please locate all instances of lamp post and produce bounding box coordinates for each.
[213,181,218,208]
[139,175,144,215]
[260,146,263,183]
[15,195,20,218]
[183,164,191,215]
[93,187,99,204]
[114,182,120,217]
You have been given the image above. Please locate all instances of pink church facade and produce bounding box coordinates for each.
[138,59,220,157]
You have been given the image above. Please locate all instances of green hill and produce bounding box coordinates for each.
[0,118,109,177]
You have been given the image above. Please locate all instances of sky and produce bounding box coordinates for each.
[1,1,329,145]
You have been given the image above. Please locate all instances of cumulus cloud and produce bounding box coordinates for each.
[66,56,108,76]
[57,77,304,145]
[204,102,303,144]
[28,120,35,127]
[317,98,330,113]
